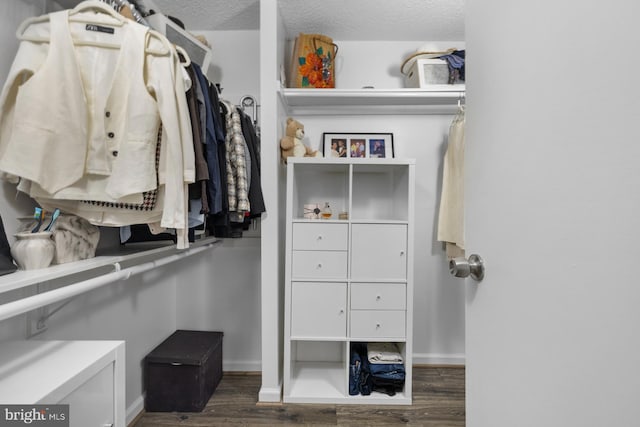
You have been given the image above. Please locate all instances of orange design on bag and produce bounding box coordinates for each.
[299,48,333,88]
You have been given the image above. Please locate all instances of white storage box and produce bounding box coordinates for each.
[404,58,462,88]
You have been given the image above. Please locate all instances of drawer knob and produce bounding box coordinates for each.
[400,250,405,256]
[317,263,323,269]
[376,295,381,300]
[376,322,381,329]
[317,235,323,240]
[340,309,345,314]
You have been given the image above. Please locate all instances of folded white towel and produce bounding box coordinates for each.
[367,342,403,364]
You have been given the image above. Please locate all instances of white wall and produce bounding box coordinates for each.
[176,239,261,371]
[333,41,464,90]
[198,30,261,111]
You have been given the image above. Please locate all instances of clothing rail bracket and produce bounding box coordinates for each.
[239,95,260,130]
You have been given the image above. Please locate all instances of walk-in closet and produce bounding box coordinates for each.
[2,0,634,426]
[0,0,465,423]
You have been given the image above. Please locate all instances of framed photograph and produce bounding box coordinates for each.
[322,133,394,159]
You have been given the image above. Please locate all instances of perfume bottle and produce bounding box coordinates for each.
[321,202,332,219]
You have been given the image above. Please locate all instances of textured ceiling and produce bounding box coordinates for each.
[54,0,464,41]
[149,0,260,31]
[147,0,464,41]
[279,0,465,41]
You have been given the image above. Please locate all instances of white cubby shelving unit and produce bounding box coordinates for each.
[267,0,462,404]
[283,157,415,404]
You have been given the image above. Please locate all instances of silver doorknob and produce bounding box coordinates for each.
[449,254,485,281]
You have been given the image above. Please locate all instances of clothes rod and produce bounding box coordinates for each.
[0,242,216,323]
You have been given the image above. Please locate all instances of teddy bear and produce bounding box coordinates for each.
[280,117,322,163]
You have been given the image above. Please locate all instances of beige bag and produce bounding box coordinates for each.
[289,33,338,88]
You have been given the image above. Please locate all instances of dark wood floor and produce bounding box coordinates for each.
[132,366,465,426]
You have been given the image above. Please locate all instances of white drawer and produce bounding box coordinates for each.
[351,283,406,310]
[293,223,348,251]
[292,251,347,279]
[350,310,406,339]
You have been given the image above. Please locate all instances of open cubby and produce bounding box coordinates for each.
[291,161,349,221]
[352,163,410,222]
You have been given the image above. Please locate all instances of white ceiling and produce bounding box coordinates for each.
[148,0,260,31]
[54,0,465,41]
[147,0,464,41]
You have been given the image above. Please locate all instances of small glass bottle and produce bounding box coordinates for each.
[321,202,332,219]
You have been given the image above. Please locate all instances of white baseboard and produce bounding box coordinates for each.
[412,353,466,366]
[126,394,145,426]
[223,360,261,372]
[258,382,282,403]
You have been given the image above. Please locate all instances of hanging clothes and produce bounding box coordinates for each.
[437,106,465,258]
[182,60,210,215]
[221,101,250,222]
[0,7,195,248]
[209,97,266,238]
[238,109,266,218]
[192,63,224,215]
[82,124,163,211]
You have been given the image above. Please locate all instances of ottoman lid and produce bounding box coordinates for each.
[146,330,223,366]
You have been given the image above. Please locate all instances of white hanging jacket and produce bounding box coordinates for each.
[0,8,195,247]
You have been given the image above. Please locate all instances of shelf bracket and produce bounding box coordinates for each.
[27,262,122,337]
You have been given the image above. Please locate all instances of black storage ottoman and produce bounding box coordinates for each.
[145,330,223,412]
